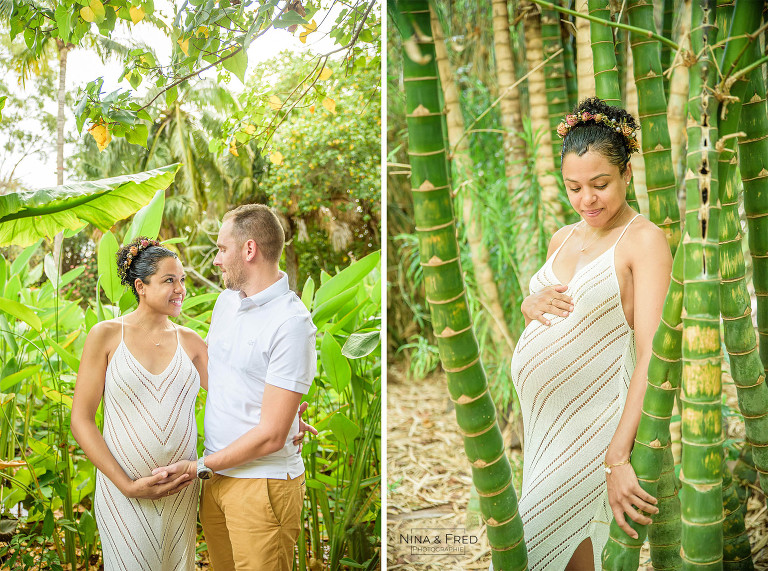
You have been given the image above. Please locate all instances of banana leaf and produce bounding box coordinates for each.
[0,164,180,247]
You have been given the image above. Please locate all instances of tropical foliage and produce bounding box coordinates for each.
[0,184,381,569]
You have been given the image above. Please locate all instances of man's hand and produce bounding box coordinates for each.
[292,401,319,452]
[123,471,192,499]
[152,460,196,483]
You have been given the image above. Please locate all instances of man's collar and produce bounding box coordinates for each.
[238,271,288,308]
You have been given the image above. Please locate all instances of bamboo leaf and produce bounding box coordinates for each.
[321,333,351,393]
[342,331,380,359]
[97,231,122,304]
[0,165,180,247]
[0,297,42,331]
[181,292,219,312]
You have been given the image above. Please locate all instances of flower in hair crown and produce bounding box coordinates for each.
[556,110,640,153]
[118,238,161,279]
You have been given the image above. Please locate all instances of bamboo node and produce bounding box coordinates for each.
[654,143,664,152]
[417,180,436,191]
[650,438,662,448]
[411,104,432,117]
[761,168,768,178]
[660,381,673,390]
[424,255,445,266]
[751,93,762,103]
[646,69,657,79]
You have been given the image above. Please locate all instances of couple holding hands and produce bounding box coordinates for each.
[71,204,317,570]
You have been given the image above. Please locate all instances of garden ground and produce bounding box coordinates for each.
[386,366,768,570]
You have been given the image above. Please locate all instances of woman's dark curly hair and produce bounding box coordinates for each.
[116,237,178,302]
[559,97,640,173]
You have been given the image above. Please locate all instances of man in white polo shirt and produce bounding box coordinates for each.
[155,204,316,570]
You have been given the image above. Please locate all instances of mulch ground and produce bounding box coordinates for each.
[386,366,768,570]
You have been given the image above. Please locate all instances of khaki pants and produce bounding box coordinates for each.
[200,472,306,571]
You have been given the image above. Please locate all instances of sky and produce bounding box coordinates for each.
[10,2,345,189]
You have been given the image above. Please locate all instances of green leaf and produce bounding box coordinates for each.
[46,337,81,372]
[78,510,97,544]
[339,558,366,569]
[273,10,307,29]
[43,254,60,289]
[97,231,122,304]
[55,5,72,43]
[42,509,54,538]
[119,288,136,314]
[329,412,359,449]
[125,123,149,148]
[182,292,219,312]
[0,164,180,247]
[311,285,359,328]
[42,386,74,409]
[341,331,380,359]
[125,187,165,242]
[222,48,248,84]
[320,333,351,393]
[165,85,178,108]
[0,297,42,332]
[301,276,315,309]
[0,365,42,393]
[10,240,42,275]
[313,250,380,308]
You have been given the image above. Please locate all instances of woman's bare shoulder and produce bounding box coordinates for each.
[547,223,579,257]
[622,217,673,267]
[177,325,207,357]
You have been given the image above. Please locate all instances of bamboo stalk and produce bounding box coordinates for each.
[397,2,528,568]
[679,2,723,568]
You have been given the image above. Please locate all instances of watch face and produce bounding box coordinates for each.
[198,469,212,480]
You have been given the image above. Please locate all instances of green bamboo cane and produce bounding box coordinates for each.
[541,7,569,169]
[626,0,682,253]
[722,458,754,570]
[738,55,768,493]
[679,3,723,569]
[661,0,675,98]
[396,2,528,568]
[739,53,768,380]
[561,0,578,110]
[647,447,682,570]
[588,0,640,212]
[716,0,768,511]
[602,243,684,570]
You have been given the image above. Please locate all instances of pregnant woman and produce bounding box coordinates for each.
[72,238,204,570]
[510,98,672,570]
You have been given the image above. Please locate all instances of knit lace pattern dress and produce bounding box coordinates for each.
[511,215,639,570]
[94,318,200,570]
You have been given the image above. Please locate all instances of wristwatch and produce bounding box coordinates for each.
[196,456,213,480]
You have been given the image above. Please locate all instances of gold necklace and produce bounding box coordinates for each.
[580,206,629,252]
[136,319,169,347]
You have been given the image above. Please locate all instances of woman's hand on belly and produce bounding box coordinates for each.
[522,284,574,326]
[123,471,193,500]
[606,463,658,539]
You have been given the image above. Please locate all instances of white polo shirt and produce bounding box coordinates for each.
[204,271,317,479]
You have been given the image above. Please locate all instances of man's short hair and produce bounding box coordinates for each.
[223,204,285,264]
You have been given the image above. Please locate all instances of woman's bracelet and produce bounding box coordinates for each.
[603,458,631,475]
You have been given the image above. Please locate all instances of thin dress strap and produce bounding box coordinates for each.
[121,316,124,341]
[614,214,642,246]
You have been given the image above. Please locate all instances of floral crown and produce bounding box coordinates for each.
[556,110,640,153]
[117,238,161,281]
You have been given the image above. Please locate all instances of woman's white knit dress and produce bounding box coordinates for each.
[94,319,200,570]
[511,216,639,570]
